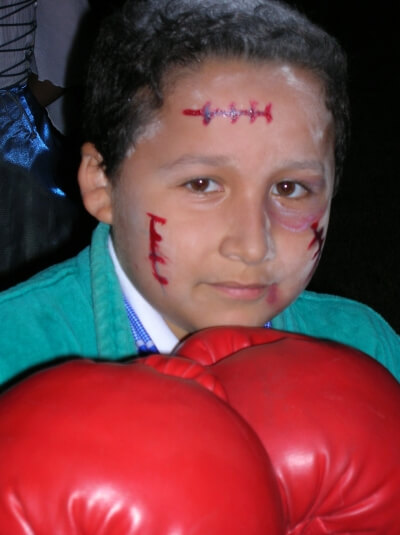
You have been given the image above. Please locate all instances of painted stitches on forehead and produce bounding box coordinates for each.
[183,101,273,125]
[147,212,168,286]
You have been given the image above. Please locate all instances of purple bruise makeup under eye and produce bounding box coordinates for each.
[267,199,327,233]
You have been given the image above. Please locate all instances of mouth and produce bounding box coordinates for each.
[207,281,271,301]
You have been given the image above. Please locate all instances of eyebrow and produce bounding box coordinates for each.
[160,154,233,170]
[279,160,326,173]
[161,154,325,173]
[161,154,328,174]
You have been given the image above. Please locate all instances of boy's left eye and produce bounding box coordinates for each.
[271,181,308,199]
[184,178,221,193]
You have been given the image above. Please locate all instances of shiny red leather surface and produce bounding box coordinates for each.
[1,327,399,533]
[0,357,283,534]
[177,328,400,533]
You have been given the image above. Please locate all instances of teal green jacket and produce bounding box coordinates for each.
[0,224,399,386]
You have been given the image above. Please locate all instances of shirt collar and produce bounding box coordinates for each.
[108,236,179,354]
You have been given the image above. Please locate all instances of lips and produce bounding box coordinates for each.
[208,282,270,301]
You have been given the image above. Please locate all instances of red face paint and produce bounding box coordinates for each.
[308,221,325,259]
[147,212,168,285]
[183,101,273,125]
[266,283,278,305]
[305,220,325,284]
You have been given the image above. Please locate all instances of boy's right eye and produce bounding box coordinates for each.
[183,178,222,193]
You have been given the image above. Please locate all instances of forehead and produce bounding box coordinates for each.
[139,58,335,161]
[125,57,335,188]
[139,58,333,152]
[162,58,330,119]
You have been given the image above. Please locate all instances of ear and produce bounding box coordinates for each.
[78,142,113,224]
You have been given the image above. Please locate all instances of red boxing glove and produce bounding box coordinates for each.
[0,359,284,534]
[144,353,228,401]
[176,325,289,365]
[178,328,400,533]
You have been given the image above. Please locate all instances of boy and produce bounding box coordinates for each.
[0,0,398,386]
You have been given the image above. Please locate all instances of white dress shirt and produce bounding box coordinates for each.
[108,237,178,354]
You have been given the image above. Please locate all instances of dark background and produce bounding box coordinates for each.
[293,3,400,332]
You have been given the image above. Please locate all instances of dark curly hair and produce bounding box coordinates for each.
[84,0,349,187]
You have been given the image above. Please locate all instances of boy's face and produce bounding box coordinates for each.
[110,59,335,338]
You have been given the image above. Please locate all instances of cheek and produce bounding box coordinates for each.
[147,212,168,286]
[267,198,328,233]
[272,205,330,277]
[267,197,330,262]
[304,209,330,282]
[112,184,145,244]
[308,220,325,259]
[143,212,207,288]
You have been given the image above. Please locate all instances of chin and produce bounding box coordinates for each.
[197,314,268,331]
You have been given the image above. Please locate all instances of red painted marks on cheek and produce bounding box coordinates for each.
[305,220,325,283]
[266,283,278,305]
[308,221,325,259]
[182,101,273,125]
[147,212,168,285]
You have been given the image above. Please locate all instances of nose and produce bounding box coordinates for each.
[219,198,276,265]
